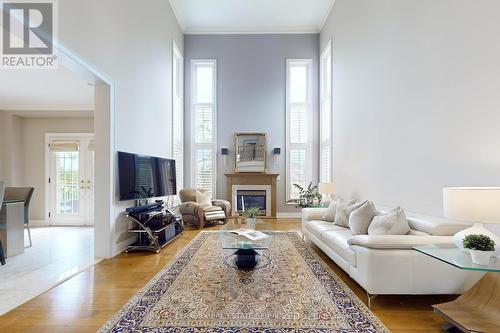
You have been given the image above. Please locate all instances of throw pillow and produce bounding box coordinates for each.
[368,207,411,235]
[349,201,377,235]
[323,199,338,222]
[334,199,364,228]
[195,190,212,206]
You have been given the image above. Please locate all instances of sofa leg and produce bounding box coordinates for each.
[366,292,378,309]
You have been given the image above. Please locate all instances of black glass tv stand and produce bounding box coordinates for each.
[124,206,183,253]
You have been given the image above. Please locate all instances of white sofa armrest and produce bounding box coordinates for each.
[347,235,454,249]
[301,208,328,222]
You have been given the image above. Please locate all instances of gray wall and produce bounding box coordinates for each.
[320,0,500,216]
[184,34,319,214]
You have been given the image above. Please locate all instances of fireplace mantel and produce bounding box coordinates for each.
[225,173,279,218]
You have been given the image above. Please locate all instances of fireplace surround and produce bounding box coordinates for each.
[225,173,279,218]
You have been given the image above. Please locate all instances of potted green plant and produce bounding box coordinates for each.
[462,234,496,265]
[242,206,260,224]
[286,182,322,208]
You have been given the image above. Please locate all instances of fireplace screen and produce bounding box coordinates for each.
[236,190,266,215]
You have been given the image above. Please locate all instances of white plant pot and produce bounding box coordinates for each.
[470,250,494,266]
[453,223,500,255]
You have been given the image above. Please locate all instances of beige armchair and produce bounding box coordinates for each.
[178,188,231,229]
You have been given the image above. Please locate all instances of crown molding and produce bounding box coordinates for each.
[168,0,186,32]
[184,30,320,35]
[319,0,336,31]
[0,105,94,111]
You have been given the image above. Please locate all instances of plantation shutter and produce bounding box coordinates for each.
[192,60,216,197]
[172,43,183,190]
[286,60,312,201]
[320,42,332,183]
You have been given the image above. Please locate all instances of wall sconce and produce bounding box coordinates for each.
[273,147,281,164]
[221,148,229,167]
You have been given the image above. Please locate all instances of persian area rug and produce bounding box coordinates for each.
[99,231,390,333]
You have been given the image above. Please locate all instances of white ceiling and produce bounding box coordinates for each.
[0,65,94,113]
[170,0,335,34]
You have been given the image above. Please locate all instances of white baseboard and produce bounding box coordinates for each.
[112,235,138,257]
[276,212,301,219]
[29,219,48,227]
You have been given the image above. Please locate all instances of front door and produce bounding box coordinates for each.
[48,135,94,226]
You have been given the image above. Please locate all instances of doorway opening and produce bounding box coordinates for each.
[46,133,95,226]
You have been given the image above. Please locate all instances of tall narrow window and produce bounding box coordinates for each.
[286,59,312,201]
[191,59,217,197]
[172,42,184,190]
[320,41,332,183]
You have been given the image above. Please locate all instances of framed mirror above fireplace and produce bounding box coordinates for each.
[234,133,267,173]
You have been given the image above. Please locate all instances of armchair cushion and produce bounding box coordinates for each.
[201,205,222,212]
[195,190,212,206]
[348,235,454,249]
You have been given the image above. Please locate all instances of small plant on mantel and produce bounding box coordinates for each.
[286,182,322,208]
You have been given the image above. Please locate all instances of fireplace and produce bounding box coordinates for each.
[231,184,272,217]
[236,190,267,215]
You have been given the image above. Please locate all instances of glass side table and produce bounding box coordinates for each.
[414,245,500,333]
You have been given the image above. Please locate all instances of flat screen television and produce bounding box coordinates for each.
[118,151,177,201]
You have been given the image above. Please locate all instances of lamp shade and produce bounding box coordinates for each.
[443,187,500,224]
[318,182,336,195]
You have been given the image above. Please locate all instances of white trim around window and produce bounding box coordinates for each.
[286,58,313,202]
[190,59,217,197]
[172,41,184,190]
[320,40,332,183]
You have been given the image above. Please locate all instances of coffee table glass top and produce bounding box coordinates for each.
[220,219,269,250]
[221,232,269,250]
[414,244,500,272]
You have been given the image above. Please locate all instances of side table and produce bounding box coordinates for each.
[414,244,499,333]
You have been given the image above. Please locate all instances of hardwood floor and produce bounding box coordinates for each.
[0,219,454,332]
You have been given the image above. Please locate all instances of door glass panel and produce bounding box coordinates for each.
[55,151,80,214]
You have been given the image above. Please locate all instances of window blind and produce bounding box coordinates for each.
[192,60,217,196]
[320,42,332,183]
[172,42,184,190]
[286,59,312,201]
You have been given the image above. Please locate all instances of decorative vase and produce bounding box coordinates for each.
[470,250,494,266]
[453,223,500,255]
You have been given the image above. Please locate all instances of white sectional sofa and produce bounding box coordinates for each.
[302,207,484,300]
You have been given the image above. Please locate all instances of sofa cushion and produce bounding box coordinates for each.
[334,199,363,227]
[323,200,337,222]
[349,201,377,235]
[408,229,431,236]
[347,235,454,249]
[305,220,346,240]
[322,229,357,266]
[368,207,410,235]
[406,215,472,236]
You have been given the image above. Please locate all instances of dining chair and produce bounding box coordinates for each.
[4,187,35,248]
[0,181,5,265]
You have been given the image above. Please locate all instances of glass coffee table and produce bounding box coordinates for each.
[414,245,500,332]
[220,225,270,269]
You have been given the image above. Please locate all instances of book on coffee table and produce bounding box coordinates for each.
[229,229,269,241]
